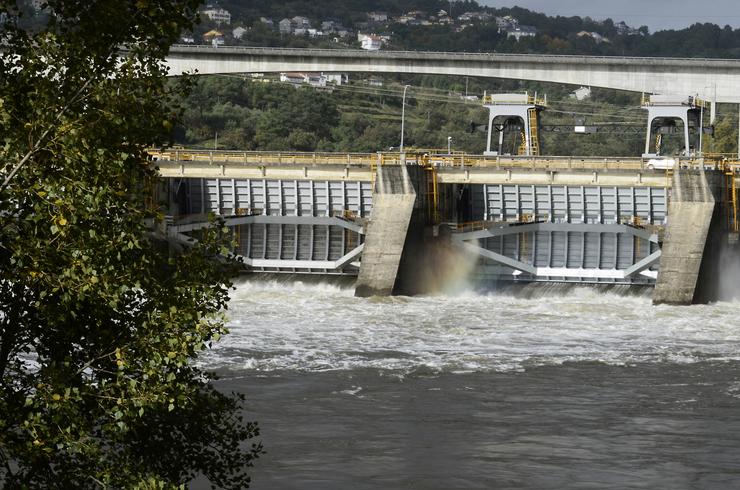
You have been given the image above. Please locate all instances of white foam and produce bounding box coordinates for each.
[198,280,740,374]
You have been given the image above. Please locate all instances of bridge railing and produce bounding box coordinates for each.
[168,44,740,66]
[149,149,392,166]
[150,149,721,172]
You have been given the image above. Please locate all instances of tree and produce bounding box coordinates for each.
[0,1,261,487]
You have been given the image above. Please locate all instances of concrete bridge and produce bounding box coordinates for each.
[166,45,740,103]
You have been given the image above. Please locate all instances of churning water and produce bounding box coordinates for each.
[199,279,740,490]
[203,280,740,374]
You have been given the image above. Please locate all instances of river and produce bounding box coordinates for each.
[201,278,740,489]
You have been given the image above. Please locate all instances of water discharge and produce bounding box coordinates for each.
[202,279,740,374]
[196,278,740,490]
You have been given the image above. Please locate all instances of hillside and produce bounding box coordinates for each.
[192,1,740,58]
[173,1,740,157]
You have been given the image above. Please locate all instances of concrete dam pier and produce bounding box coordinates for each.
[154,149,740,305]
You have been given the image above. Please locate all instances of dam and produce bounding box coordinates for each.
[152,95,740,305]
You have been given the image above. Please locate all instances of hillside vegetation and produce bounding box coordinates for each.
[175,1,740,157]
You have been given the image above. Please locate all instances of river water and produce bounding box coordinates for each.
[201,279,740,489]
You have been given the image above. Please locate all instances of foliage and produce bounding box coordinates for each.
[221,0,479,28]
[0,1,261,487]
[176,75,664,156]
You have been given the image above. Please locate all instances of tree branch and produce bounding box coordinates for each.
[0,77,94,193]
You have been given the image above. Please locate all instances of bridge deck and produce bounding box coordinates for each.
[165,45,740,103]
[151,149,726,187]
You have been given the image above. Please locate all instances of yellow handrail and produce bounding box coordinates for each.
[149,149,720,173]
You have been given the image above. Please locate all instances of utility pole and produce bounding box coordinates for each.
[400,85,410,153]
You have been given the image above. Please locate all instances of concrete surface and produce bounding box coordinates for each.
[165,45,740,103]
[355,165,417,297]
[653,169,716,305]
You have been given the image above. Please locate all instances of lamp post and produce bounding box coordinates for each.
[447,136,452,154]
[400,84,410,153]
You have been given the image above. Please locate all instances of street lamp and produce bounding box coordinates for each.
[400,84,411,153]
[447,136,452,154]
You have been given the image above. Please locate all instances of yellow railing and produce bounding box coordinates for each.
[482,94,547,106]
[641,93,709,108]
[149,149,725,173]
[724,161,740,232]
[455,221,490,232]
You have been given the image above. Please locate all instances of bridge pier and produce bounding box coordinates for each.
[354,164,422,297]
[653,168,722,305]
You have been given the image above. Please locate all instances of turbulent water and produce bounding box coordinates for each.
[199,279,740,489]
[203,280,740,374]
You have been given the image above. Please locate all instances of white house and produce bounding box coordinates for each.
[292,16,310,28]
[367,12,388,22]
[358,33,383,50]
[577,31,609,43]
[201,6,231,25]
[570,86,592,101]
[280,73,334,88]
[232,27,248,40]
[279,18,293,34]
[506,25,537,41]
[323,73,349,85]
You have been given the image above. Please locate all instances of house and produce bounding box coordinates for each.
[201,6,231,25]
[280,73,307,86]
[457,12,478,23]
[358,33,383,51]
[577,31,609,43]
[616,21,640,36]
[322,20,338,32]
[232,26,248,40]
[292,16,310,29]
[203,29,225,46]
[458,11,492,22]
[506,25,537,41]
[279,18,293,34]
[496,16,517,30]
[437,14,453,25]
[570,86,592,101]
[367,12,388,23]
[323,73,348,85]
[322,19,352,36]
[280,72,333,88]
